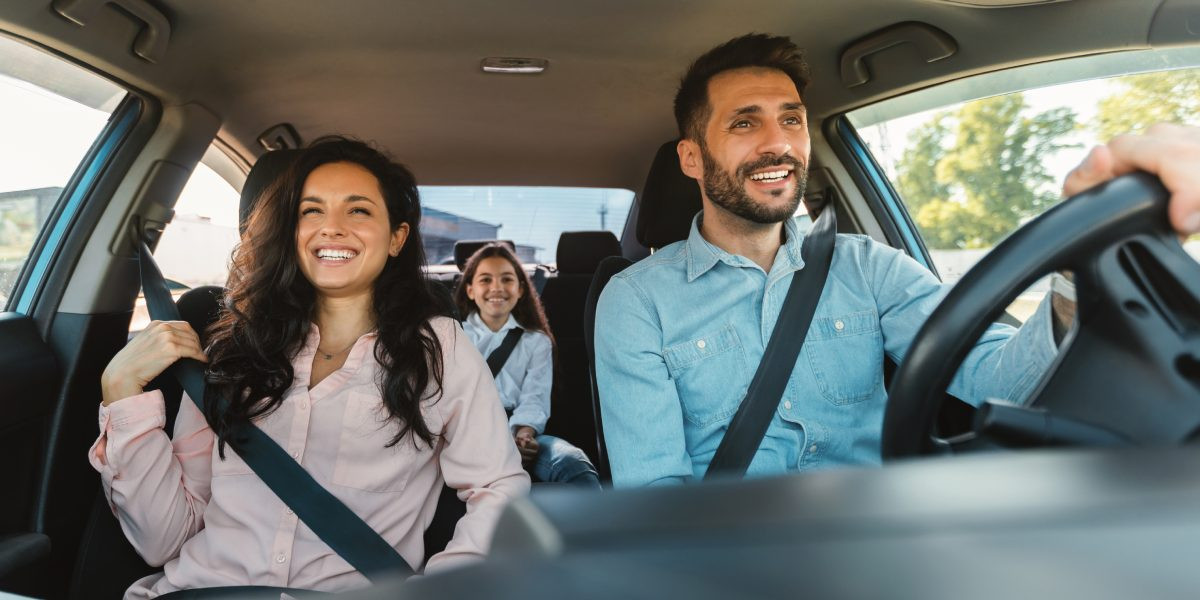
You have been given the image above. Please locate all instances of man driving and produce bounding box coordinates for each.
[594,33,1200,488]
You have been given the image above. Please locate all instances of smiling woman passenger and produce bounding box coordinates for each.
[91,137,529,598]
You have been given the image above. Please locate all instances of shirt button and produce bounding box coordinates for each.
[834,320,845,331]
[298,401,308,411]
[783,400,792,410]
[275,553,287,564]
[696,339,706,349]
[810,444,818,453]
[286,508,294,516]
[290,451,300,459]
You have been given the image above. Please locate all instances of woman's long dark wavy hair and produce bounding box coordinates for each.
[204,137,445,454]
[453,243,555,346]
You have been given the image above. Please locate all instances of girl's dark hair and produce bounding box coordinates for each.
[674,33,810,142]
[204,136,445,454]
[453,243,555,346]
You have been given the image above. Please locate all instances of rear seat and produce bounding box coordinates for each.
[540,231,622,467]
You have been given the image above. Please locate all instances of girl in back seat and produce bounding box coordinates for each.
[456,243,601,489]
[92,137,528,598]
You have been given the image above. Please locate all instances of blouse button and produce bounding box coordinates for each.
[696,339,707,349]
[834,320,845,331]
[275,553,287,564]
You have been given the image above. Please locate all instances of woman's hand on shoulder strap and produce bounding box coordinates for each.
[101,320,208,407]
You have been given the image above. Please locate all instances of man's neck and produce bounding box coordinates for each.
[699,206,785,272]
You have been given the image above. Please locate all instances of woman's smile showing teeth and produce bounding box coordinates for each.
[315,247,358,262]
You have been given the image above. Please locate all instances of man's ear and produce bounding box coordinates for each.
[678,139,704,181]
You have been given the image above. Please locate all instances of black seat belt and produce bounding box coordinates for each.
[137,239,412,582]
[486,328,525,377]
[705,209,837,479]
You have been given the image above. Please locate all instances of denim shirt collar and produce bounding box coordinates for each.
[684,210,807,282]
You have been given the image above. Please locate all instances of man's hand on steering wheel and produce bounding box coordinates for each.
[1064,123,1200,237]
[882,122,1200,460]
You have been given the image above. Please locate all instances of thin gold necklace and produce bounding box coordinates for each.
[316,338,360,360]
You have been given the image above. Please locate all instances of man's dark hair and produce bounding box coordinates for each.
[674,33,810,142]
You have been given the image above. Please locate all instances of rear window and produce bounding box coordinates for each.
[418,186,634,268]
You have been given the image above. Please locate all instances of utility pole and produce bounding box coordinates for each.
[599,198,609,230]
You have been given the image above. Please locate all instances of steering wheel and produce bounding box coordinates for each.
[882,173,1200,459]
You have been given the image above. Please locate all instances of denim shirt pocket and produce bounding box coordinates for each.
[663,323,748,426]
[803,310,884,405]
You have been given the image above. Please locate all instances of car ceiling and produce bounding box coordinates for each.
[0,0,1192,191]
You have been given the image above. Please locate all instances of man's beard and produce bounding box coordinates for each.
[700,143,808,225]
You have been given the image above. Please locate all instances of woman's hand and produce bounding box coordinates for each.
[513,425,540,465]
[101,320,208,406]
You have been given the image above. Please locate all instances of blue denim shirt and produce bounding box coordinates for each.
[595,212,1057,488]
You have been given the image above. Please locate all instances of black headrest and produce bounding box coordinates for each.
[239,149,303,233]
[635,140,702,249]
[176,285,224,346]
[556,231,621,275]
[454,239,516,271]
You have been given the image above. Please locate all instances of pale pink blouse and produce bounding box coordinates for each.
[89,317,530,599]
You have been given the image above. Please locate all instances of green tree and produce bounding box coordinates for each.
[895,94,1077,249]
[895,114,950,216]
[1094,69,1200,141]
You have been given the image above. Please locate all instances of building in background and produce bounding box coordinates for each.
[0,187,61,302]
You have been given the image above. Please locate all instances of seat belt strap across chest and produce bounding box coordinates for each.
[705,209,837,479]
[137,240,412,581]
[486,328,525,377]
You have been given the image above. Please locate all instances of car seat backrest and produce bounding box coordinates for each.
[581,140,694,481]
[583,255,632,482]
[454,239,516,271]
[538,231,620,469]
[237,149,304,235]
[555,231,621,275]
[634,140,702,249]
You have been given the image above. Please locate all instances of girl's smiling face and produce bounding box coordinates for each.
[466,256,524,326]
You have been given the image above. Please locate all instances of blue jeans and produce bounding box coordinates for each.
[532,435,601,489]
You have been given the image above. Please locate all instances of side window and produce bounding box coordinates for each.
[849,57,1200,322]
[130,148,242,332]
[0,35,125,310]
